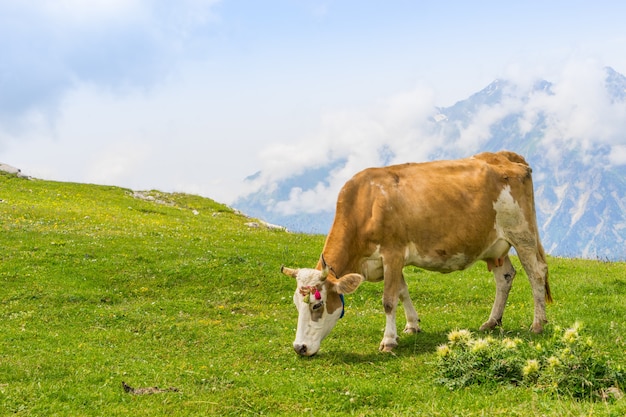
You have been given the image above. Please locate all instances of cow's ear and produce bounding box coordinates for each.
[335,273,363,294]
[280,265,298,278]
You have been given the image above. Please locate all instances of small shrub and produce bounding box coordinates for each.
[435,322,625,401]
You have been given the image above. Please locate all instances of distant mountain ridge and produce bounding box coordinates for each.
[235,67,626,261]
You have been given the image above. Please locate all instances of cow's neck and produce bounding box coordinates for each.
[319,231,364,278]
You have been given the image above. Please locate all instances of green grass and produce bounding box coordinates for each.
[1,171,625,416]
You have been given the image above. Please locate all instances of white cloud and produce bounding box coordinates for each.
[3,2,626,215]
[18,0,221,26]
[253,85,439,214]
[275,184,330,215]
[527,60,626,165]
[1,72,266,204]
[0,0,222,133]
[609,145,626,166]
[455,94,524,154]
[85,141,152,186]
[249,58,626,217]
[36,0,142,22]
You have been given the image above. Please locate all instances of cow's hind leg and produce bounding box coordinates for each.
[480,255,516,331]
[516,245,550,333]
[399,273,421,334]
[379,257,405,352]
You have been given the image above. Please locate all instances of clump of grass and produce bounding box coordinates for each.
[435,322,625,401]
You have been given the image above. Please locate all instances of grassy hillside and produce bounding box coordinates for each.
[1,171,625,416]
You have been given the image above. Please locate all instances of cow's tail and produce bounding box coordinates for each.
[538,241,552,303]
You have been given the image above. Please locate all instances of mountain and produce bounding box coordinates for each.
[234,67,626,261]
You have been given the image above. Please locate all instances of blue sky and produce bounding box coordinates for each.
[1,0,625,204]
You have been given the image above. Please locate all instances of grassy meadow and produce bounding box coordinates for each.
[1,171,625,416]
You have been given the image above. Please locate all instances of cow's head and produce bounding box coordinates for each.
[281,258,363,356]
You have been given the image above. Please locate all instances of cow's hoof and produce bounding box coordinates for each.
[379,344,397,353]
[379,338,398,353]
[479,318,501,331]
[403,325,421,334]
[530,322,545,334]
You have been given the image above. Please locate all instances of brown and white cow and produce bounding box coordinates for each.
[281,151,551,356]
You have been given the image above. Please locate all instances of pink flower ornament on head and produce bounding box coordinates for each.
[299,286,321,304]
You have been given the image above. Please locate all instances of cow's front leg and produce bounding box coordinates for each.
[380,304,399,353]
[379,258,403,352]
[480,256,516,331]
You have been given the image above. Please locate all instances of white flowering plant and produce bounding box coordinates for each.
[435,322,625,401]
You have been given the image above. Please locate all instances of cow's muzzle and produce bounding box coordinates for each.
[294,343,315,357]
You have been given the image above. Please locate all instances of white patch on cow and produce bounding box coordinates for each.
[493,185,527,233]
[361,245,384,281]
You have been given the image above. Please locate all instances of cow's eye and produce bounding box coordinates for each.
[312,302,324,311]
